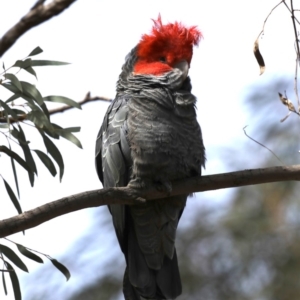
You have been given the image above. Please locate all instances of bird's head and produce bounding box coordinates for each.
[133,15,202,79]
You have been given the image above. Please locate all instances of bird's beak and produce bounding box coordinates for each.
[173,60,189,79]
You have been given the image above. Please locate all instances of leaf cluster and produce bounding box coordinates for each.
[0,47,80,299]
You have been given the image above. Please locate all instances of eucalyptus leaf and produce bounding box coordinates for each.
[4,73,22,92]
[16,244,43,264]
[2,178,22,214]
[0,245,28,272]
[33,149,57,177]
[0,99,18,120]
[4,261,21,300]
[0,145,32,173]
[17,125,37,186]
[20,81,43,105]
[9,143,20,198]
[31,60,70,66]
[49,258,70,281]
[2,267,7,295]
[39,131,64,181]
[27,46,43,57]
[44,95,81,109]
[6,93,21,104]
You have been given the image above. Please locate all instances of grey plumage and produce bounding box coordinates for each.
[95,43,205,299]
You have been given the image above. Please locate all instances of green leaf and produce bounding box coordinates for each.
[44,95,81,109]
[27,46,43,57]
[20,81,43,105]
[11,108,26,116]
[4,73,22,92]
[4,261,21,300]
[31,60,70,66]
[2,178,22,214]
[13,58,31,69]
[39,131,64,181]
[0,99,18,120]
[0,145,32,173]
[13,59,37,78]
[16,244,43,264]
[49,258,70,281]
[17,125,37,186]
[59,130,82,148]
[9,143,20,198]
[52,124,82,148]
[61,126,81,133]
[26,109,52,130]
[0,245,28,272]
[2,267,7,295]
[6,93,21,104]
[2,82,19,93]
[33,149,57,177]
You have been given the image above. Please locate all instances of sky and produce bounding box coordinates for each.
[0,0,297,299]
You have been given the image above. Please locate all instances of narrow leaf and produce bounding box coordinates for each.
[52,124,82,148]
[0,145,32,173]
[49,258,70,281]
[16,244,43,264]
[26,109,52,129]
[61,126,81,133]
[39,131,64,181]
[4,261,21,300]
[58,130,82,148]
[11,108,26,116]
[2,178,22,214]
[20,81,43,105]
[13,59,32,69]
[9,143,20,198]
[2,82,20,94]
[13,59,37,78]
[0,245,28,272]
[4,73,22,92]
[0,99,18,120]
[27,46,43,57]
[6,93,21,103]
[33,149,57,176]
[31,60,70,66]
[18,125,37,186]
[2,267,7,295]
[44,96,81,109]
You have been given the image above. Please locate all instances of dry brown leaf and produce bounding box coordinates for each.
[254,38,266,75]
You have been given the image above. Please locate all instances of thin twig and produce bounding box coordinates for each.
[48,92,111,116]
[256,0,284,41]
[283,0,300,25]
[290,0,300,64]
[0,0,78,57]
[243,126,285,165]
[0,92,111,123]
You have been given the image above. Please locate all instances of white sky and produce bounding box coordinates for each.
[0,0,297,299]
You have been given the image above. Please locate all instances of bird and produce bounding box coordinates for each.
[95,15,205,300]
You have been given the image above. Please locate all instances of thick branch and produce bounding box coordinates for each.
[0,165,300,238]
[0,0,78,57]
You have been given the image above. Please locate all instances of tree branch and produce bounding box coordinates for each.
[0,0,78,57]
[0,165,300,238]
[47,92,111,116]
[0,92,111,123]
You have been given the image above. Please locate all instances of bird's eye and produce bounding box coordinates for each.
[159,57,166,63]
